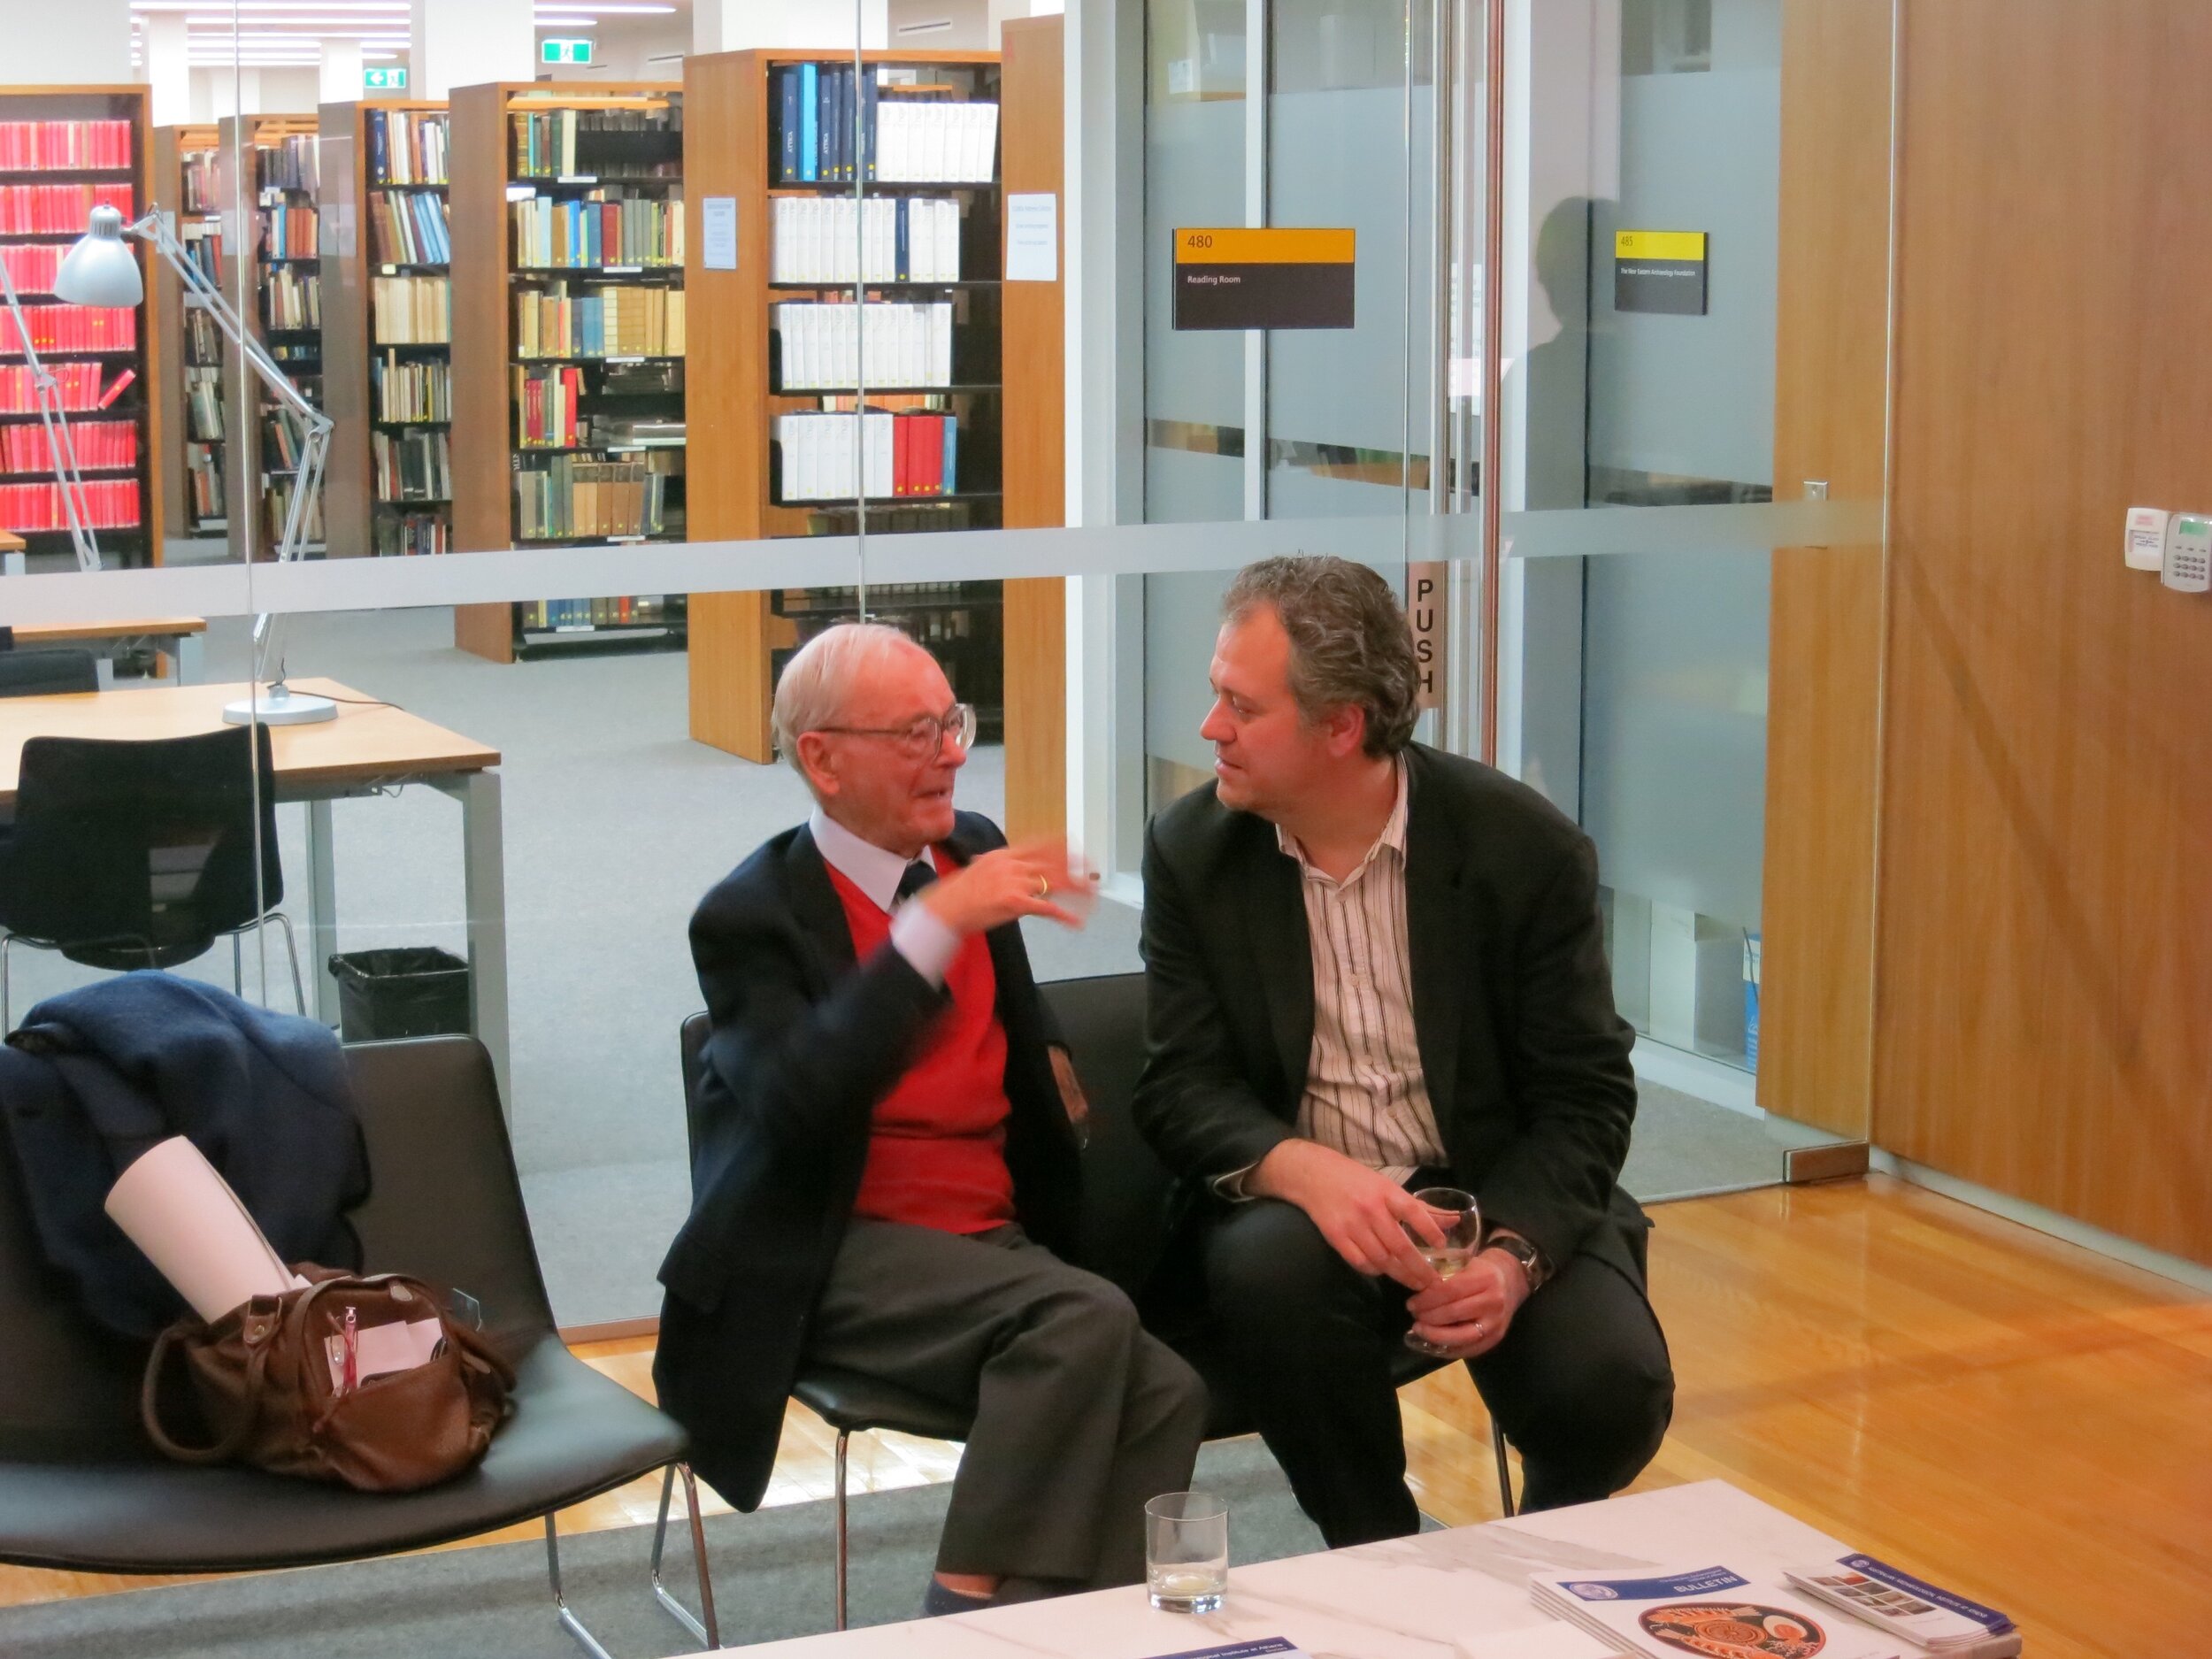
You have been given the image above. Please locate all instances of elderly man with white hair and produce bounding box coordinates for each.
[654,622,1206,1615]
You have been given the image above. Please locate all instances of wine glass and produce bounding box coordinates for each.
[1402,1186,1482,1356]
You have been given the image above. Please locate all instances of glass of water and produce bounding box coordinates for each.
[1145,1490,1228,1613]
[1402,1187,1483,1356]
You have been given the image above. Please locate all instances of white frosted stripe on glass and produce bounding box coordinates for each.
[0,499,1880,628]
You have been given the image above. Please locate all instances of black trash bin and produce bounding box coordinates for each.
[328,947,471,1041]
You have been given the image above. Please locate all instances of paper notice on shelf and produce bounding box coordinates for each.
[703,196,739,271]
[1007,192,1056,281]
[104,1136,301,1324]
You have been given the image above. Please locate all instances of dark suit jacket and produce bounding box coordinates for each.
[1133,742,1646,1291]
[654,810,1080,1510]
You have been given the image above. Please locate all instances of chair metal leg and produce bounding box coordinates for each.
[2,932,12,1034]
[231,932,242,996]
[833,1429,851,1632]
[1491,1417,1517,1517]
[264,909,308,1017]
[649,1462,720,1649]
[543,1514,618,1659]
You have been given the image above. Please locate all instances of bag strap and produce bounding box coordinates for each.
[140,1316,275,1465]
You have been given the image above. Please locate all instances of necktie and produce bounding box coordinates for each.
[895,858,938,907]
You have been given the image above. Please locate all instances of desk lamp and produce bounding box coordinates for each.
[58,204,335,725]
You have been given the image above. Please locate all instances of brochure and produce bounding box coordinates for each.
[1785,1557,2017,1657]
[1532,1564,1901,1659]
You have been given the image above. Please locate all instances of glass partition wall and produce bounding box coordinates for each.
[0,0,1889,1325]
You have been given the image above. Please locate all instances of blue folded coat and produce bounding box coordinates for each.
[0,970,369,1338]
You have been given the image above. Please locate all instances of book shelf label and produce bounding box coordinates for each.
[703,196,737,271]
[1007,193,1055,281]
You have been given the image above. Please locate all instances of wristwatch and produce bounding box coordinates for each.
[1484,1231,1549,1294]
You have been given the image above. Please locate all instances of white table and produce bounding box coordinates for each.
[720,1481,1865,1658]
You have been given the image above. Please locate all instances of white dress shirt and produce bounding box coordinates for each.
[1276,758,1448,1186]
[809,807,963,985]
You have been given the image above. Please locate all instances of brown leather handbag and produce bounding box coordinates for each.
[140,1268,515,1493]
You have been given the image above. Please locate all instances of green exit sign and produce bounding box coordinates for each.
[541,38,594,65]
[363,65,407,90]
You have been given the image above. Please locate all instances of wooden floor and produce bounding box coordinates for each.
[4,1175,2208,1659]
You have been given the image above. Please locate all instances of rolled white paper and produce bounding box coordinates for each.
[104,1135,301,1324]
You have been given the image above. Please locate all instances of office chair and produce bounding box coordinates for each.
[668,975,1516,1631]
[0,1033,715,1659]
[0,647,98,697]
[0,724,305,1031]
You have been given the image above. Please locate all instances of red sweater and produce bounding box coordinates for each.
[826,856,1017,1234]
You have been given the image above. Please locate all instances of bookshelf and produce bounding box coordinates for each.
[215,112,321,563]
[151,121,223,539]
[449,82,689,662]
[683,48,1018,765]
[319,98,454,558]
[0,85,163,569]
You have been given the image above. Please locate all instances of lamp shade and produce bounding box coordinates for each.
[54,206,144,308]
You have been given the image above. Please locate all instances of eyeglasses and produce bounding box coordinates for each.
[814,703,978,759]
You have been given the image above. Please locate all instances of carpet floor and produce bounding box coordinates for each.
[0,1437,1324,1659]
[4,608,1811,1325]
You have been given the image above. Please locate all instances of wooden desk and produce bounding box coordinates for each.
[10,616,207,683]
[0,532,21,553]
[0,679,511,1106]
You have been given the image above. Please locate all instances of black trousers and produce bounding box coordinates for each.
[1197,1196,1673,1548]
[808,1219,1208,1586]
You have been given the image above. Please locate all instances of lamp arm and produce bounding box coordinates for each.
[124,209,331,442]
[0,255,101,572]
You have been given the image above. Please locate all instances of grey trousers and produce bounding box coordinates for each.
[808,1218,1208,1587]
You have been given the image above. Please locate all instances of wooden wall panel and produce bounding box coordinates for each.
[1758,0,1892,1137]
[448,82,514,660]
[999,14,1066,842]
[1875,0,2212,1262]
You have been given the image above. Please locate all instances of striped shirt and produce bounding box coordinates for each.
[1277,758,1447,1185]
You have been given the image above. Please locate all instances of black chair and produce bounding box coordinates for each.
[667,973,1514,1628]
[0,725,306,1030]
[0,647,98,697]
[0,1034,717,1658]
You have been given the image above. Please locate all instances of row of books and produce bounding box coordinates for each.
[0,361,127,411]
[514,456,669,540]
[775,411,959,502]
[182,223,220,286]
[0,478,140,530]
[0,305,135,356]
[183,309,223,366]
[772,196,964,285]
[262,472,324,546]
[373,351,450,423]
[0,241,62,292]
[0,418,136,472]
[772,300,954,389]
[184,442,224,524]
[1529,1556,2018,1659]
[372,426,450,503]
[511,190,685,269]
[515,285,685,360]
[180,150,218,213]
[375,511,448,556]
[368,188,452,265]
[263,267,320,330]
[259,134,319,195]
[0,180,134,234]
[521,595,677,629]
[368,109,449,187]
[511,106,681,180]
[184,365,223,440]
[0,120,133,172]
[373,274,450,344]
[773,65,1000,185]
[514,364,586,448]
[262,204,319,261]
